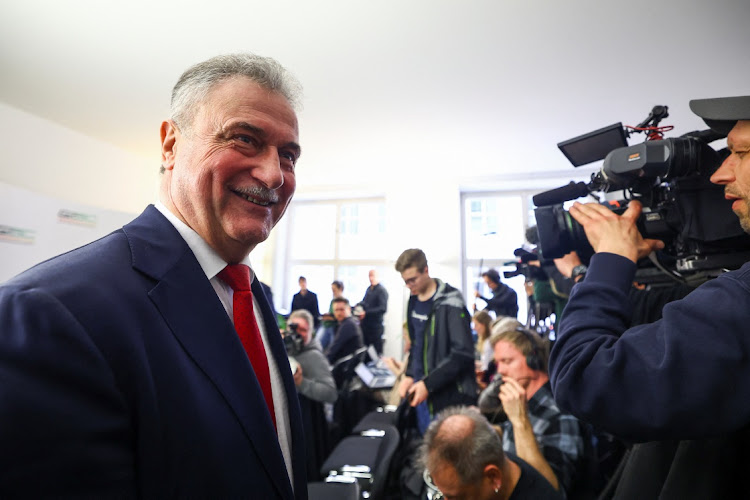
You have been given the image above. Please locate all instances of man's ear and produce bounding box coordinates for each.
[484,464,502,492]
[160,120,178,171]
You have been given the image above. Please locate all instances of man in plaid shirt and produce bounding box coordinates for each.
[484,327,586,497]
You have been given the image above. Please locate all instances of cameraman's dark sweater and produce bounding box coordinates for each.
[550,252,750,442]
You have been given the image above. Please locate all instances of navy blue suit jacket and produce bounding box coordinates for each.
[0,205,307,498]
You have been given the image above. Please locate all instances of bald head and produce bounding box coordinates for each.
[421,406,504,486]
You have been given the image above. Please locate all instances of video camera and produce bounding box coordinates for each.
[283,322,304,356]
[503,247,549,282]
[532,105,750,285]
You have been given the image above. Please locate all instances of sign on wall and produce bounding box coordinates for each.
[0,182,137,283]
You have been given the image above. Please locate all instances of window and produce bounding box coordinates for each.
[461,192,536,325]
[279,198,388,316]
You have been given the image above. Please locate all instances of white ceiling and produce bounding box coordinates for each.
[2,0,749,193]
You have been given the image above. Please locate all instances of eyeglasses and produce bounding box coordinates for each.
[403,276,420,286]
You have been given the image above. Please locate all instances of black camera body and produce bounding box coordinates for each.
[534,124,750,285]
[503,247,550,281]
[283,322,304,356]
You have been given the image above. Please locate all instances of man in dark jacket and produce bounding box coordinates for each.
[356,269,389,354]
[291,276,320,328]
[395,248,478,434]
[475,268,518,318]
[325,297,363,366]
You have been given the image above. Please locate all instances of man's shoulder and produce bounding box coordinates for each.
[529,382,569,419]
[508,453,564,499]
[342,316,361,330]
[433,280,467,310]
[721,260,750,288]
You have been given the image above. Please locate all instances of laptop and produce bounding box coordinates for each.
[355,362,397,389]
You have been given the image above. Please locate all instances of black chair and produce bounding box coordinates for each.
[307,475,360,500]
[331,346,370,390]
[320,423,400,500]
[351,406,398,434]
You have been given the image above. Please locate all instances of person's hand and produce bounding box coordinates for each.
[569,200,664,263]
[474,290,481,298]
[553,251,582,278]
[383,356,402,374]
[498,377,529,427]
[407,380,429,407]
[293,365,303,387]
[399,376,414,399]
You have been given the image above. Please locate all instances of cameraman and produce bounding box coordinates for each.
[286,309,337,481]
[549,96,750,441]
[286,309,337,405]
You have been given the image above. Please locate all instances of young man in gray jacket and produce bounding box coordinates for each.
[396,248,478,434]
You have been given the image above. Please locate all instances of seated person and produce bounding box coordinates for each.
[325,297,363,366]
[473,310,494,389]
[286,309,337,405]
[420,406,562,500]
[317,280,345,350]
[478,326,587,496]
[285,309,337,481]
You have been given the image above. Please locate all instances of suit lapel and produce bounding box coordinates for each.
[252,278,307,494]
[123,206,294,499]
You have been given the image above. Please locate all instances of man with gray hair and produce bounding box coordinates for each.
[0,53,306,498]
[421,406,561,499]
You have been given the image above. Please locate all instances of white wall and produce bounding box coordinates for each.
[0,181,137,282]
[0,102,156,214]
[0,101,593,359]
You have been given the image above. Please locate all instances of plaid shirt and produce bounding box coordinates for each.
[501,381,584,495]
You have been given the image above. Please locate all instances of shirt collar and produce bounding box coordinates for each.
[154,201,254,281]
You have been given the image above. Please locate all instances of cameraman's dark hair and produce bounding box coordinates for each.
[332,297,350,306]
[395,248,428,273]
[419,406,504,486]
[331,280,344,292]
[482,269,501,285]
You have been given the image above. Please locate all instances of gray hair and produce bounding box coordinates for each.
[170,53,303,133]
[288,309,315,342]
[419,406,504,485]
[488,316,523,348]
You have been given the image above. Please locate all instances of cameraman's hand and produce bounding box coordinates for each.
[569,200,664,263]
[293,365,303,387]
[553,251,582,278]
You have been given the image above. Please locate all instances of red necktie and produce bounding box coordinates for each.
[218,264,276,431]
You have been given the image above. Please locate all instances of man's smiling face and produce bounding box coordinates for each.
[161,77,300,263]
